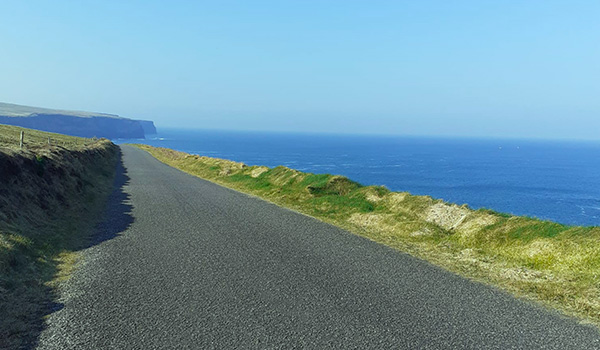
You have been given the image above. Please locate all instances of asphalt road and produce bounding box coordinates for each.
[37,145,600,349]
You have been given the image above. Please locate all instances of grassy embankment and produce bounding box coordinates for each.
[134,144,600,326]
[0,125,118,349]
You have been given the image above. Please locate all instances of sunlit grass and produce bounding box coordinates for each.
[0,124,94,151]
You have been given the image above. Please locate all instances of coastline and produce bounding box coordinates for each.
[115,128,600,227]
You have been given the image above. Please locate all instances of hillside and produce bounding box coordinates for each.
[0,125,119,348]
[0,102,156,139]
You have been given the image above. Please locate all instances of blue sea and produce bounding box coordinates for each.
[115,128,600,227]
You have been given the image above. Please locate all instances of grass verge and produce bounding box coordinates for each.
[0,125,118,349]
[133,144,600,327]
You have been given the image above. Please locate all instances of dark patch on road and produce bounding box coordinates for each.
[86,153,134,247]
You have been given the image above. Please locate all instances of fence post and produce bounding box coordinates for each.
[20,131,24,149]
[48,136,51,145]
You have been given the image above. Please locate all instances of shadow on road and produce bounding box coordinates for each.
[86,151,134,247]
[19,151,135,350]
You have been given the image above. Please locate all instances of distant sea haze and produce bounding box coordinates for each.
[115,129,600,227]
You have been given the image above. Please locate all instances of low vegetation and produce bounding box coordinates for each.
[0,124,99,151]
[0,125,118,349]
[135,144,600,326]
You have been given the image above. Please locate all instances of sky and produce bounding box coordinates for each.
[1,1,599,139]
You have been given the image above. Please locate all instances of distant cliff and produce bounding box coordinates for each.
[139,120,157,135]
[0,102,157,139]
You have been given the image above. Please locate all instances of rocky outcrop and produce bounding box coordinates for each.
[138,120,157,135]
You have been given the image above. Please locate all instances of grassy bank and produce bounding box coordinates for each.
[134,144,600,326]
[0,125,118,349]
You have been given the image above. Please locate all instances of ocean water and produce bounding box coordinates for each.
[115,128,600,227]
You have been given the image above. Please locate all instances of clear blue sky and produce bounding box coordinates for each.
[1,1,598,139]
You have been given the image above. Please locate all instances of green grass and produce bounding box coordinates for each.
[133,144,600,327]
[0,124,96,151]
[0,124,118,348]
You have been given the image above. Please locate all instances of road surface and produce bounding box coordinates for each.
[37,145,600,349]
